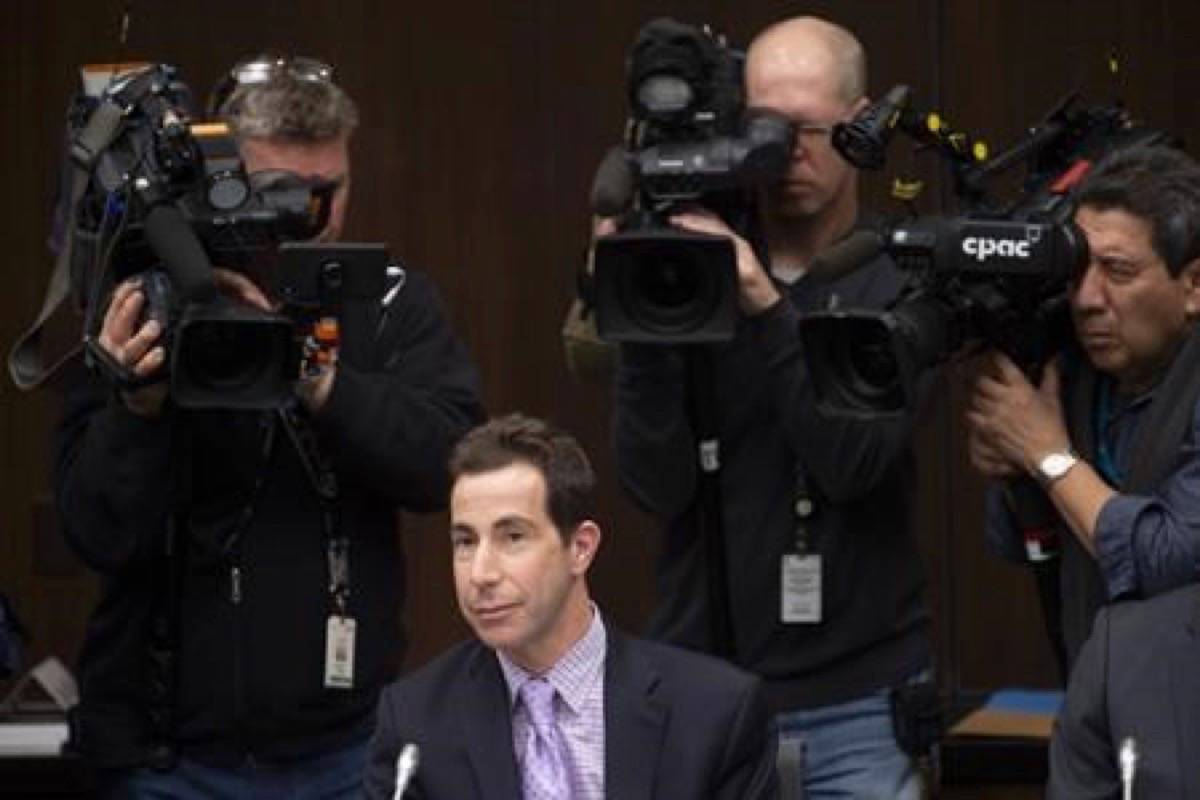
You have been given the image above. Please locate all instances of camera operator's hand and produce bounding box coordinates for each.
[211,268,335,413]
[213,267,272,312]
[966,419,1022,479]
[295,361,335,412]
[670,209,781,315]
[99,278,167,418]
[966,352,1069,477]
[592,216,619,238]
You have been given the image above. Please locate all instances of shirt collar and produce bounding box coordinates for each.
[497,605,607,715]
[1100,372,1157,424]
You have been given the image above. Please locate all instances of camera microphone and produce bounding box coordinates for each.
[590,146,637,218]
[143,204,217,304]
[809,229,885,283]
[833,84,912,170]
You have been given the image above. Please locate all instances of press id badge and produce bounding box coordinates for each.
[324,615,357,689]
[781,554,822,623]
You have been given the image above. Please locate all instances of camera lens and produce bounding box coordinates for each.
[841,324,901,401]
[618,251,718,336]
[801,313,907,415]
[177,320,280,391]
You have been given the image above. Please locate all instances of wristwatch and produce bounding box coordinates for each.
[1034,449,1079,488]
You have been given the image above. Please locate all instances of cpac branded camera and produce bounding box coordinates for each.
[799,93,1170,416]
[801,215,1086,416]
[587,18,795,343]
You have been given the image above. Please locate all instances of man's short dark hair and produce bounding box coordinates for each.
[1073,144,1200,276]
[449,414,596,539]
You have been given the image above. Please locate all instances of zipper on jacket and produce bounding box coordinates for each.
[229,565,242,605]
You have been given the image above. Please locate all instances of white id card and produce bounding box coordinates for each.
[781,554,822,623]
[324,615,357,689]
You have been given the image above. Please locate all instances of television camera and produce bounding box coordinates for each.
[799,88,1171,416]
[9,62,377,408]
[587,18,795,343]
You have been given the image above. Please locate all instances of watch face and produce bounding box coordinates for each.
[1039,452,1078,483]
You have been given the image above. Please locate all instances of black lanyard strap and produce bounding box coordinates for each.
[279,402,349,612]
[793,466,817,553]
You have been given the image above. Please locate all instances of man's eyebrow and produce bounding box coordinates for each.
[449,515,533,533]
[493,515,534,530]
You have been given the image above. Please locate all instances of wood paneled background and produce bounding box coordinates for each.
[4,0,1198,702]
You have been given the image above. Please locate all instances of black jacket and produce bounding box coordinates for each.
[615,241,931,712]
[55,267,483,767]
[363,627,778,800]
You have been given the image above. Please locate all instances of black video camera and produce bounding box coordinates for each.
[802,215,1085,416]
[588,18,794,343]
[799,95,1170,416]
[30,63,348,408]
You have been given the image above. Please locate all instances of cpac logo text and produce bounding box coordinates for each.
[961,236,1036,261]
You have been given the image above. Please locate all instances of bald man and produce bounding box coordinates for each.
[615,16,932,798]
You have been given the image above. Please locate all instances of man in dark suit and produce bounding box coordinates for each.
[1049,582,1200,798]
[364,414,778,799]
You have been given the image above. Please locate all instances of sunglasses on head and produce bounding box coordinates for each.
[207,55,335,117]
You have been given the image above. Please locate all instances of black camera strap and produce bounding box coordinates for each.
[9,98,129,389]
[8,166,90,389]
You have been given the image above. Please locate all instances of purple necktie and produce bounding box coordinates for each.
[518,678,571,799]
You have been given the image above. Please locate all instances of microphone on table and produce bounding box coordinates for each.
[1118,737,1137,800]
[393,742,420,800]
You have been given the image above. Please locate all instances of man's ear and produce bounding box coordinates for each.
[567,521,601,576]
[1182,258,1200,318]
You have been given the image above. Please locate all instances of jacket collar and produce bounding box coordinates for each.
[603,630,669,800]
[460,643,522,800]
[456,630,671,800]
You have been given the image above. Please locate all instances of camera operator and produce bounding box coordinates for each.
[967,144,1200,671]
[614,17,932,798]
[53,56,484,798]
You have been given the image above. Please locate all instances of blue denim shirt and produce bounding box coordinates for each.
[985,381,1200,600]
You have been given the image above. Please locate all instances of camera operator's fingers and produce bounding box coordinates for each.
[118,318,164,368]
[98,280,146,353]
[671,210,780,315]
[670,209,734,238]
[213,267,272,312]
[968,368,1007,411]
[973,350,1012,383]
[966,420,1020,478]
[295,366,336,413]
[992,352,1028,384]
[1037,358,1062,400]
[131,343,166,377]
[592,216,619,238]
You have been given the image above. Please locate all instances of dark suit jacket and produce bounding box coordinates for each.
[1049,583,1200,799]
[363,628,778,799]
